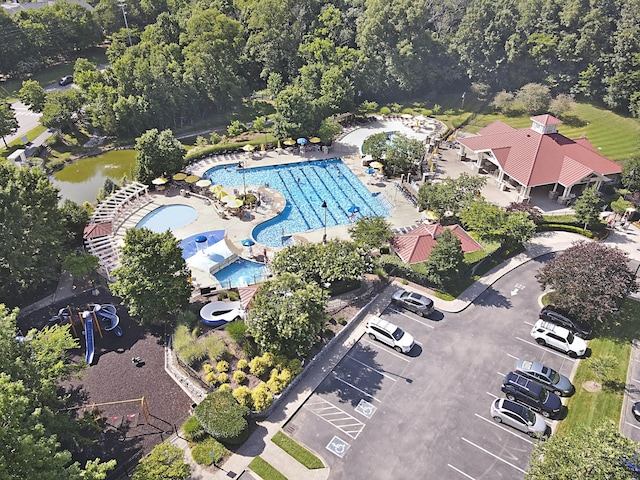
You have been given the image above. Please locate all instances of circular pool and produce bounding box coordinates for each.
[136,205,197,232]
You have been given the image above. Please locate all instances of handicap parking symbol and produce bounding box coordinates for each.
[355,399,377,418]
[326,435,350,458]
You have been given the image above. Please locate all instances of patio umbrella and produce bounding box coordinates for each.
[365,167,376,175]
[209,184,221,194]
[241,238,255,247]
[370,161,384,169]
[261,143,266,152]
[242,144,255,152]
[195,235,208,244]
[283,138,296,146]
[215,189,229,199]
[297,137,308,145]
[348,205,360,214]
[185,175,200,183]
[151,177,168,185]
[196,179,211,188]
[277,140,282,149]
[172,172,187,181]
[309,137,321,144]
[225,197,244,208]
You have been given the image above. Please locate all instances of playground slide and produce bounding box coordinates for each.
[85,317,95,365]
[92,304,122,336]
[200,301,245,328]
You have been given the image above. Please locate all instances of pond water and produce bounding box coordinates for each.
[50,150,136,204]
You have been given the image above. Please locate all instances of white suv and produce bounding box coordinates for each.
[530,320,587,358]
[365,316,415,353]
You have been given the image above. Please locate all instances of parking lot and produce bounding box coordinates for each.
[285,256,578,479]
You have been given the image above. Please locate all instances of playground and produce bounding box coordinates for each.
[18,289,192,475]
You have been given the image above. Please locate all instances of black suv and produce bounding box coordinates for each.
[501,372,562,418]
[539,305,593,339]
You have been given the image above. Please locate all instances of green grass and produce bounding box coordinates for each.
[248,456,287,480]
[271,431,324,469]
[555,298,640,436]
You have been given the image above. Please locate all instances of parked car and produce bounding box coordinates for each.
[539,305,593,339]
[490,398,549,438]
[530,320,587,358]
[391,289,434,317]
[633,402,640,421]
[59,75,74,86]
[365,316,415,353]
[515,359,575,397]
[501,372,562,418]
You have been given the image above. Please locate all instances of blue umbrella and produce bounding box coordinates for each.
[365,168,376,175]
[297,137,308,145]
[348,205,361,214]
[195,235,207,243]
[241,238,255,247]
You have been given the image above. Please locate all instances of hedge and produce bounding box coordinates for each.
[182,415,206,442]
[191,436,227,466]
[378,254,436,288]
[193,391,250,445]
[537,223,597,239]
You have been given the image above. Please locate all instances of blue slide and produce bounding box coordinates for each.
[84,317,95,364]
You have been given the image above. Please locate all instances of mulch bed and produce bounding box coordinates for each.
[17,289,192,475]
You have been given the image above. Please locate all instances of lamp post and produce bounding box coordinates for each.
[117,0,133,47]
[321,200,327,244]
[238,161,246,199]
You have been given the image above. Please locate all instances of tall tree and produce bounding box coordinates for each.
[134,129,186,184]
[40,89,85,133]
[536,241,638,325]
[385,134,426,176]
[0,103,18,147]
[246,273,327,357]
[573,187,602,229]
[110,228,192,324]
[349,216,394,250]
[0,164,65,306]
[418,174,486,221]
[424,229,464,287]
[19,80,47,113]
[621,157,640,192]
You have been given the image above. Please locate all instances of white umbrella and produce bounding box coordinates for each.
[196,179,211,188]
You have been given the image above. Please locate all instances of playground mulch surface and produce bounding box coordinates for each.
[17,289,192,477]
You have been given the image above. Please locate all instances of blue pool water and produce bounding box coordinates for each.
[205,158,390,247]
[214,259,270,289]
[136,205,197,232]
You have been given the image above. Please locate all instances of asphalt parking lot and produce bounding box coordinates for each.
[285,255,579,479]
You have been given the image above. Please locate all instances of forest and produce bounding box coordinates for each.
[1,0,639,138]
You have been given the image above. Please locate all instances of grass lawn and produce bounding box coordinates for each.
[555,298,640,436]
[271,431,324,469]
[248,456,287,480]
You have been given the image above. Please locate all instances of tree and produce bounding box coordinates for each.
[471,82,490,100]
[0,103,18,147]
[506,202,543,225]
[361,132,388,160]
[59,199,91,248]
[40,89,85,133]
[424,229,464,287]
[272,85,318,139]
[417,174,486,220]
[573,187,602,229]
[246,273,327,357]
[491,91,515,113]
[0,163,65,306]
[502,211,536,247]
[460,199,505,242]
[110,228,192,324]
[536,241,638,325]
[133,129,186,184]
[385,134,425,175]
[549,94,577,118]
[515,83,551,114]
[317,116,342,144]
[349,216,394,249]
[526,421,638,480]
[193,391,250,445]
[621,157,640,192]
[131,443,190,480]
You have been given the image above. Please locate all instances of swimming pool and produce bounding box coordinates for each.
[136,205,197,232]
[205,158,390,247]
[214,259,270,289]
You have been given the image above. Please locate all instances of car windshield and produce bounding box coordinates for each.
[392,327,405,341]
[567,332,575,343]
[548,368,560,383]
[525,408,536,425]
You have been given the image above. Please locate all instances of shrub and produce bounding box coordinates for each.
[226,321,248,342]
[218,383,232,393]
[203,336,226,361]
[237,359,248,371]
[203,363,214,374]
[218,291,228,300]
[337,317,347,326]
[216,360,230,373]
[242,341,258,359]
[192,326,201,337]
[205,372,218,385]
[173,324,192,351]
[267,368,293,394]
[182,415,206,442]
[228,290,240,301]
[232,386,253,408]
[249,356,269,377]
[380,106,391,115]
[233,370,247,384]
[262,352,276,367]
[217,372,229,384]
[288,359,303,376]
[176,309,198,329]
[178,342,208,367]
[193,391,250,445]
[191,436,227,466]
[252,383,274,412]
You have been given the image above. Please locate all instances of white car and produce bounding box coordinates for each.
[365,316,415,353]
[490,398,549,438]
[530,319,587,358]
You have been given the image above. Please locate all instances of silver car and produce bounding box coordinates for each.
[515,359,575,397]
[391,289,434,317]
[365,316,415,353]
[490,398,549,438]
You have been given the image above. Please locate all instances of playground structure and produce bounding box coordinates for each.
[199,301,245,328]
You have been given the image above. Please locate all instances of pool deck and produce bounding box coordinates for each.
[114,117,526,291]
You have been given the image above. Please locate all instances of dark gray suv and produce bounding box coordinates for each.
[391,289,434,317]
[501,372,562,418]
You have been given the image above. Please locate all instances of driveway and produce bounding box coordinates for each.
[285,255,577,479]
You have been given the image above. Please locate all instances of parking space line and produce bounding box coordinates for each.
[461,437,526,473]
[304,397,365,439]
[524,321,535,327]
[506,353,519,360]
[497,371,506,377]
[514,337,577,361]
[474,414,534,445]
[447,464,475,479]
[388,308,435,329]
[632,378,640,384]
[333,373,383,403]
[625,422,640,431]
[358,340,411,362]
[345,355,399,380]
[486,392,499,399]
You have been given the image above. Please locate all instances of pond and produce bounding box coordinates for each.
[50,149,136,204]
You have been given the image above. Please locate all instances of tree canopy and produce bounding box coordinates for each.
[348,216,394,250]
[0,103,18,147]
[417,174,486,221]
[423,229,464,287]
[134,129,186,184]
[536,241,638,325]
[110,228,192,324]
[131,443,190,480]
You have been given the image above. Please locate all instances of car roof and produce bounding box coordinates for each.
[516,359,543,374]
[505,372,544,393]
[367,316,397,333]
[500,399,528,417]
[535,319,571,335]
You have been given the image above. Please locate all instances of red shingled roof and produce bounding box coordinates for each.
[391,224,483,264]
[458,120,621,188]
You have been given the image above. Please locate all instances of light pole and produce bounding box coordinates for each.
[321,200,327,244]
[238,161,246,199]
[117,0,133,47]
